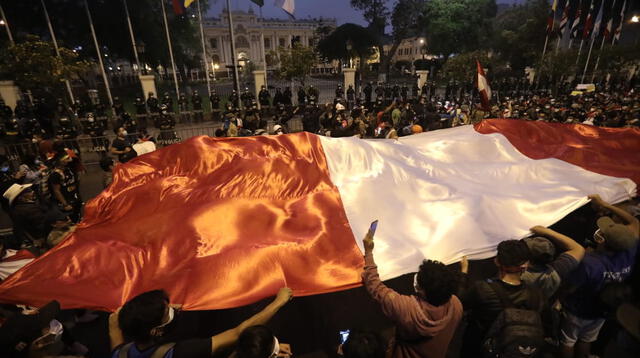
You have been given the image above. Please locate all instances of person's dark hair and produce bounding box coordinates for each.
[417,260,459,306]
[22,154,37,167]
[496,239,530,267]
[99,156,113,172]
[114,127,124,135]
[236,325,274,358]
[118,290,168,343]
[342,330,385,358]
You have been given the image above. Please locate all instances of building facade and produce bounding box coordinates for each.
[383,37,433,66]
[202,8,336,72]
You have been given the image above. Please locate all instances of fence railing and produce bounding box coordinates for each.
[1,118,304,166]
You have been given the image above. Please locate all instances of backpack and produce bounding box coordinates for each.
[482,281,545,358]
[118,342,176,358]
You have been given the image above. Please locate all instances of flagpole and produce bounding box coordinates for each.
[160,0,181,104]
[591,0,617,82]
[226,0,242,109]
[0,4,14,45]
[41,0,75,104]
[122,0,141,73]
[260,6,268,88]
[581,32,597,83]
[196,0,211,97]
[84,0,114,115]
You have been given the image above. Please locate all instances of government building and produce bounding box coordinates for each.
[203,8,336,73]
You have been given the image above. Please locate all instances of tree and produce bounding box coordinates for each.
[317,24,376,76]
[0,36,92,94]
[350,0,423,78]
[491,0,548,73]
[350,0,389,38]
[440,50,504,83]
[422,0,497,59]
[268,44,318,86]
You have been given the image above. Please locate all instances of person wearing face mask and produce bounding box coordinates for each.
[110,127,136,164]
[560,194,639,358]
[234,325,292,358]
[109,287,293,358]
[48,153,82,223]
[0,300,80,358]
[361,225,463,358]
[460,239,546,357]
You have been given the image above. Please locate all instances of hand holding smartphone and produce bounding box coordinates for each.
[363,220,378,252]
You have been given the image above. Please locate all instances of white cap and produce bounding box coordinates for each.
[273,124,283,133]
[3,183,33,205]
[335,103,345,111]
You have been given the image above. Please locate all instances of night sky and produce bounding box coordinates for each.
[206,0,526,28]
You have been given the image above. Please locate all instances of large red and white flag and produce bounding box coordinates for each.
[477,60,492,111]
[0,121,637,311]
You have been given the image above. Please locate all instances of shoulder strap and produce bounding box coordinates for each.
[488,281,514,309]
[118,343,134,358]
[150,342,176,358]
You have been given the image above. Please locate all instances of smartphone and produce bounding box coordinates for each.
[369,220,379,235]
[339,330,351,344]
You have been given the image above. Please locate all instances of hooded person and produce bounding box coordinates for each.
[361,225,463,358]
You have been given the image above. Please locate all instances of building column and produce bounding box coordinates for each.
[139,75,157,99]
[343,68,356,91]
[0,81,21,109]
[416,70,429,91]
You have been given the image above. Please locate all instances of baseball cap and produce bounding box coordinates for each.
[597,216,638,251]
[523,236,556,264]
[0,300,60,357]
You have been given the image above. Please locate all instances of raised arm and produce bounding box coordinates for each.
[210,287,292,354]
[589,194,639,237]
[530,225,585,262]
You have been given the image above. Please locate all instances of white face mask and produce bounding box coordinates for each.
[32,319,64,348]
[121,130,128,136]
[413,273,420,294]
[153,306,175,330]
[270,336,280,358]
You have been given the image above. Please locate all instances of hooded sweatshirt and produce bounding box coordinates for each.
[362,252,463,358]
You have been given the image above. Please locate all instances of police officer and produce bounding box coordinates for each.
[228,90,239,110]
[335,84,344,102]
[384,84,393,105]
[162,92,174,114]
[147,92,160,114]
[209,89,221,121]
[412,83,419,102]
[191,90,203,123]
[178,93,189,124]
[258,85,271,115]
[346,85,355,110]
[83,112,107,152]
[401,84,409,102]
[156,104,178,145]
[421,82,429,99]
[56,116,78,141]
[273,88,284,107]
[307,85,318,107]
[94,98,108,131]
[113,97,125,118]
[283,87,293,106]
[243,101,262,132]
[363,82,373,108]
[297,87,307,107]
[0,99,12,123]
[134,97,148,130]
[241,87,254,108]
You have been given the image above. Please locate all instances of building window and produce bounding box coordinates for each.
[264,38,271,49]
[209,38,218,50]
[292,35,301,46]
[279,37,286,47]
[236,36,250,49]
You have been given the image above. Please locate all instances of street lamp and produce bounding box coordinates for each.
[346,40,353,68]
[632,15,639,23]
[0,20,5,25]
[211,62,219,81]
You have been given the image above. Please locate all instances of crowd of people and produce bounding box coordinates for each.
[0,80,639,358]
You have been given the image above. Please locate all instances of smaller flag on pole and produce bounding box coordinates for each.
[591,0,604,40]
[546,0,559,35]
[613,0,627,44]
[477,60,492,112]
[571,0,583,39]
[275,0,295,17]
[559,0,571,37]
[184,0,195,7]
[172,0,185,14]
[582,0,596,39]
